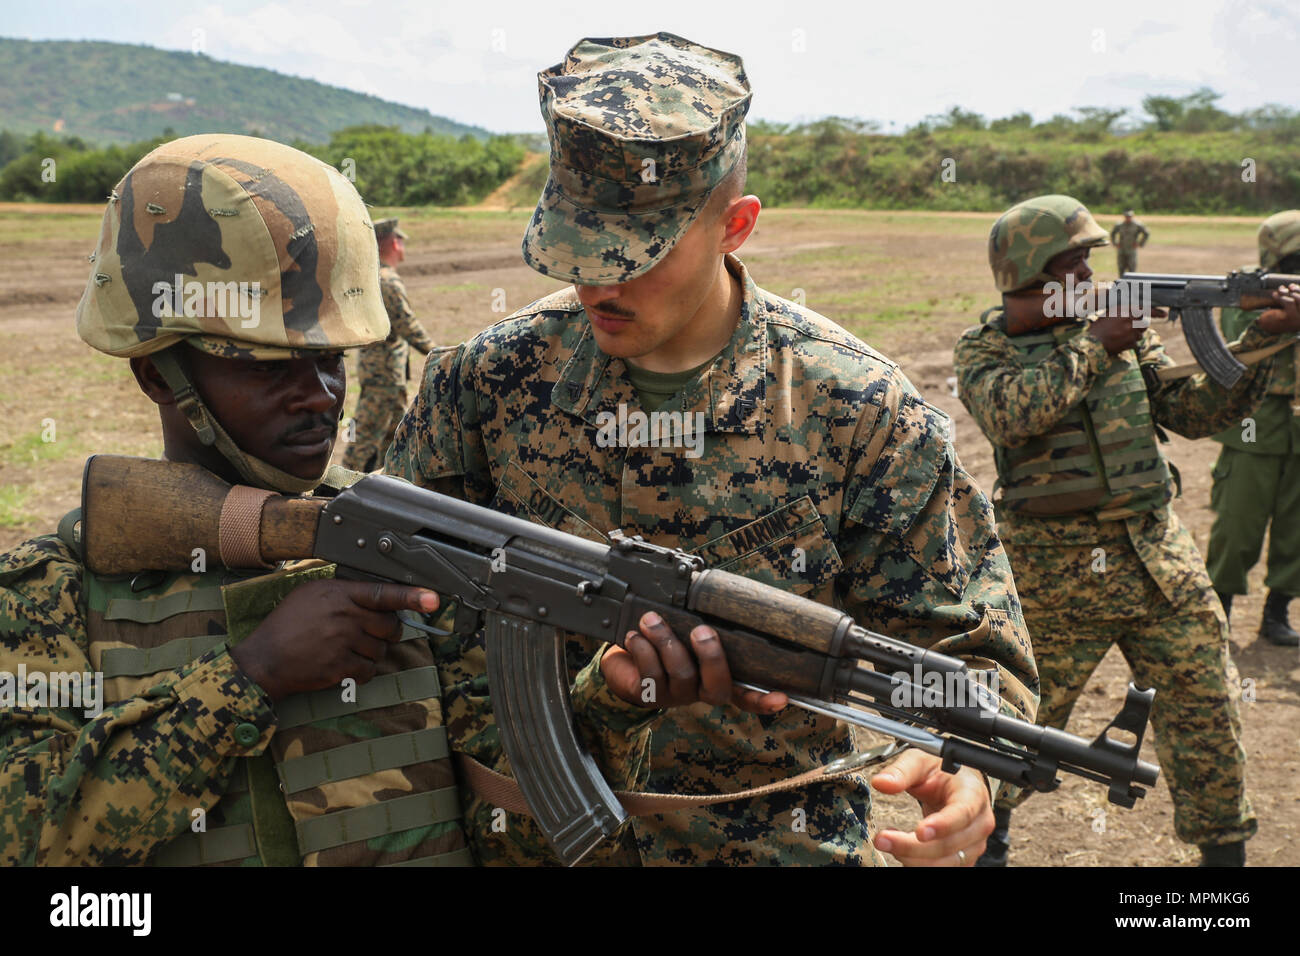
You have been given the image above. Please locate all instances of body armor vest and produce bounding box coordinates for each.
[989,316,1173,521]
[67,521,471,868]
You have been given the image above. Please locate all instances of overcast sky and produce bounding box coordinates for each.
[6,0,1297,133]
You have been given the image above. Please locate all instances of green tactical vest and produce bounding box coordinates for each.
[63,515,472,868]
[988,315,1174,521]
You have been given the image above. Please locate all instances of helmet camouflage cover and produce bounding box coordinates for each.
[1258,210,1300,272]
[76,133,389,359]
[988,194,1109,293]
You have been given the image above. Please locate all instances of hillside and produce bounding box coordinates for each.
[0,37,487,144]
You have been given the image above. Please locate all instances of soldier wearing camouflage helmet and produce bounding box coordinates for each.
[342,217,437,472]
[955,193,1300,866]
[0,134,473,865]
[385,32,1040,867]
[1207,210,1300,646]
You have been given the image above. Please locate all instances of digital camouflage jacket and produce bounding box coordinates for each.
[385,255,1039,866]
[955,315,1281,611]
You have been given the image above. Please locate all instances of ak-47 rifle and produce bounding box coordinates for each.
[79,455,1160,865]
[1001,271,1300,389]
[1117,271,1300,387]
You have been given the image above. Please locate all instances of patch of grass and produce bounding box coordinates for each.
[0,429,78,466]
[430,281,487,295]
[0,486,32,528]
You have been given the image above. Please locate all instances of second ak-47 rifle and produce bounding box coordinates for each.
[79,455,1160,865]
[1116,271,1300,387]
[1003,271,1300,389]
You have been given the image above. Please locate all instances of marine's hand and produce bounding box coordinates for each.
[1256,283,1300,335]
[600,611,787,714]
[1087,313,1146,354]
[231,580,438,702]
[870,749,993,867]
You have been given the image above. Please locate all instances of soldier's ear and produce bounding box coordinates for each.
[719,195,761,255]
[129,355,176,406]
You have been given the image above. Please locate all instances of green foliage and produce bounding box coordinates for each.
[0,126,523,206]
[303,126,525,205]
[743,109,1300,214]
[0,37,487,145]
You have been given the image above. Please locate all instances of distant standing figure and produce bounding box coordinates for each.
[343,218,437,472]
[1110,210,1150,275]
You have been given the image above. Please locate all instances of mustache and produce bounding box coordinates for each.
[278,413,338,442]
[589,302,636,319]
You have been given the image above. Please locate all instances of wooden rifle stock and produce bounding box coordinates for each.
[81,455,322,574]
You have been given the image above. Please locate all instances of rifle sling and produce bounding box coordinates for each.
[455,747,894,818]
[1156,338,1295,382]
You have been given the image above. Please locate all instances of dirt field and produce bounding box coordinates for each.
[0,203,1294,867]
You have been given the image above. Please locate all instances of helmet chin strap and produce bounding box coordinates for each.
[150,349,327,495]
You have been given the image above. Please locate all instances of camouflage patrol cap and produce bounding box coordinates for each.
[1258,210,1300,271]
[374,218,407,242]
[988,194,1109,292]
[76,134,390,360]
[522,32,752,286]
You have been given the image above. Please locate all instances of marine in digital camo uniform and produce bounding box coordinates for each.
[1207,211,1300,646]
[342,218,436,473]
[1110,210,1149,275]
[385,33,1040,867]
[954,195,1300,866]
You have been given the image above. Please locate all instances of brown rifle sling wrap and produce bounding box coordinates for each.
[1156,338,1296,383]
[455,750,891,818]
[219,485,276,569]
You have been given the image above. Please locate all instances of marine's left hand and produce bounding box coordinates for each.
[1256,283,1300,334]
[870,749,993,867]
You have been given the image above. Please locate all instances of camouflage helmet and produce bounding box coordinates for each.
[1258,210,1300,271]
[76,133,389,359]
[75,135,389,493]
[988,194,1109,292]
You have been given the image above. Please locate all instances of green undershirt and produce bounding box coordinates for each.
[625,354,719,412]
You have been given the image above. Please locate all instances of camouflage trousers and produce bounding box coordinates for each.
[1116,250,1138,275]
[995,544,1256,847]
[1207,445,1300,597]
[342,384,407,473]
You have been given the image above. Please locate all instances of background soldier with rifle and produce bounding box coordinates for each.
[1207,211,1300,646]
[385,32,1040,867]
[954,194,1300,867]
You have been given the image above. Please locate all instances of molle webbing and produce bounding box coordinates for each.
[104,588,226,623]
[100,634,228,678]
[995,323,1171,519]
[84,561,468,867]
[272,666,440,728]
[150,824,257,866]
[277,727,450,793]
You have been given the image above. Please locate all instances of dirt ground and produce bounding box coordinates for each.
[0,204,1294,867]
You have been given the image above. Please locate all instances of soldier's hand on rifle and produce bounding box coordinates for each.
[231,580,439,702]
[1087,313,1146,354]
[1256,282,1300,335]
[870,749,993,867]
[601,611,788,714]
